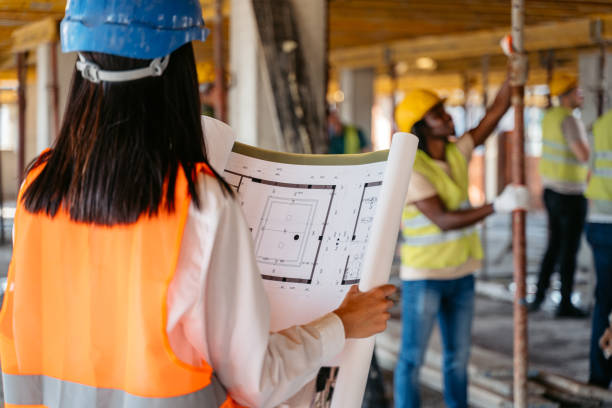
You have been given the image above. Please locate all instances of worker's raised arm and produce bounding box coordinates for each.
[414,184,529,231]
[470,79,512,146]
[414,195,493,231]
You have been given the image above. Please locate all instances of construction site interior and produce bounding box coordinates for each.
[1,0,612,407]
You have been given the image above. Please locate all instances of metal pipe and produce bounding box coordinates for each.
[481,55,489,280]
[598,41,607,117]
[511,0,528,406]
[213,0,227,122]
[462,72,470,133]
[17,52,27,189]
[50,41,60,139]
[545,50,554,109]
[384,47,397,142]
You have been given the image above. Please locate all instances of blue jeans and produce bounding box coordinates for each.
[586,222,612,388]
[394,275,475,408]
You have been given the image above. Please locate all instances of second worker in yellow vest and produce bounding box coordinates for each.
[530,73,591,317]
[393,83,529,408]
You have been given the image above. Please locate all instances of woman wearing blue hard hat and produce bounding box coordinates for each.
[0,1,395,407]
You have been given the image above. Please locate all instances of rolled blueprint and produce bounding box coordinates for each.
[331,132,418,408]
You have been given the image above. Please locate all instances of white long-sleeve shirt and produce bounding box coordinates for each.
[165,118,346,407]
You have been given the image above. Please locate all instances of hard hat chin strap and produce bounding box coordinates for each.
[76,53,170,83]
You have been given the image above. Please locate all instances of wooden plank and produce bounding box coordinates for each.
[330,18,597,69]
[11,17,58,53]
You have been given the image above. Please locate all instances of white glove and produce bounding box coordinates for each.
[493,185,530,213]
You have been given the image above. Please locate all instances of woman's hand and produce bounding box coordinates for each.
[333,284,396,339]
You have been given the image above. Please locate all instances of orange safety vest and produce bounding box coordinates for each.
[0,160,240,408]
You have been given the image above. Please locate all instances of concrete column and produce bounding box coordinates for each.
[290,0,326,131]
[339,67,375,141]
[228,0,260,147]
[579,51,612,130]
[36,43,52,154]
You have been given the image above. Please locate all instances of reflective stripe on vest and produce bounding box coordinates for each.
[0,160,239,408]
[539,106,588,183]
[3,373,228,408]
[586,109,612,204]
[401,144,483,270]
[403,225,477,247]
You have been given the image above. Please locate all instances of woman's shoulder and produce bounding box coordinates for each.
[193,170,235,219]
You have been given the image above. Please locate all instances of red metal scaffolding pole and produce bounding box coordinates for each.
[213,0,227,123]
[511,0,528,407]
[17,52,27,189]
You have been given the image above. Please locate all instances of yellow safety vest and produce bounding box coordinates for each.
[539,106,588,184]
[401,144,483,270]
[585,109,612,212]
[344,125,361,154]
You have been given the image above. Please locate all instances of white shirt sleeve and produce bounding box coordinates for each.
[166,175,345,408]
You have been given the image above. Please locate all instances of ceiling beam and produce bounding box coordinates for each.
[330,17,604,69]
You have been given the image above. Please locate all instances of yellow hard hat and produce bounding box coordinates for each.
[549,73,578,97]
[395,89,444,133]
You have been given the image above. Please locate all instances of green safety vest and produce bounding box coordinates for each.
[585,109,612,212]
[401,143,483,270]
[539,106,588,184]
[344,125,361,154]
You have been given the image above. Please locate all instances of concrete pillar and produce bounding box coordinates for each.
[36,43,52,154]
[579,52,612,130]
[229,0,326,150]
[229,0,260,147]
[290,0,326,132]
[339,67,375,141]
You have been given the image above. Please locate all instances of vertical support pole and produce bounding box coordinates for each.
[213,0,227,122]
[511,0,528,407]
[50,41,60,139]
[481,55,489,280]
[598,41,607,117]
[462,72,470,133]
[545,50,554,109]
[385,47,397,141]
[17,52,27,189]
[0,103,4,244]
[324,0,330,114]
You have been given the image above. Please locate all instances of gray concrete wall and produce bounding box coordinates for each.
[578,51,612,131]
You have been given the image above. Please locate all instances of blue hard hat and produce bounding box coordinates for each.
[60,0,209,60]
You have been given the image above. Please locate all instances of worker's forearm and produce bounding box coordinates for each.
[471,80,511,146]
[490,79,512,113]
[433,204,494,231]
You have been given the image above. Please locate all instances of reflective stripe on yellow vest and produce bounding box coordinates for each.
[539,106,588,183]
[586,109,612,211]
[0,160,240,408]
[344,125,361,154]
[401,144,483,270]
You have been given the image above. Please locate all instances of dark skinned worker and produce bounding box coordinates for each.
[393,81,529,408]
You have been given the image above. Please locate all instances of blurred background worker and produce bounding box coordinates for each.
[327,108,371,154]
[0,1,396,407]
[586,107,612,388]
[530,73,591,317]
[393,81,529,408]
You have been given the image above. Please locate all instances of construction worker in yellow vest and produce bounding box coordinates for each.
[327,109,370,154]
[585,108,612,388]
[393,82,529,408]
[529,73,591,317]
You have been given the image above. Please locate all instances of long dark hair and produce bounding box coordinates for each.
[22,43,230,225]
